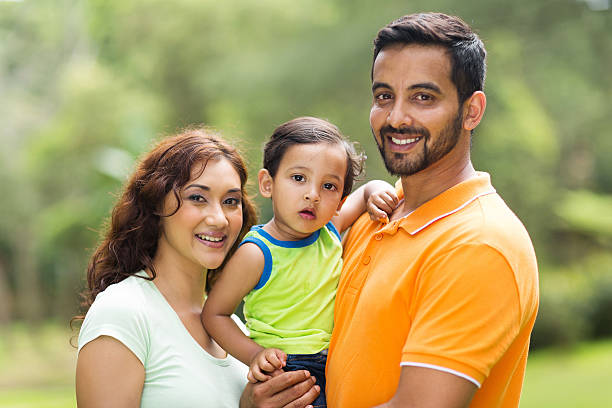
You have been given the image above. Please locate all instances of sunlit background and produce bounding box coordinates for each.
[1,0,611,406]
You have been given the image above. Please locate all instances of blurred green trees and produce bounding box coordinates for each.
[0,0,610,348]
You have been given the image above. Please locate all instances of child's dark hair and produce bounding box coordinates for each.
[263,116,364,198]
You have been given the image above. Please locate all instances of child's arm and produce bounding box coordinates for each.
[201,243,286,383]
[332,180,398,233]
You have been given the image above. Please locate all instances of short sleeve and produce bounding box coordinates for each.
[231,313,250,336]
[402,243,521,386]
[78,285,149,365]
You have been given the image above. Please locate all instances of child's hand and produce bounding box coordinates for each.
[366,182,399,221]
[247,348,287,383]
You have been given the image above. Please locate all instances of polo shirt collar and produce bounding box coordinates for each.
[389,172,496,235]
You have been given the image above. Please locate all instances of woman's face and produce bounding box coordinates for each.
[158,157,244,271]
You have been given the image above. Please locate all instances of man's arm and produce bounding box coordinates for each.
[375,365,476,408]
[377,244,522,408]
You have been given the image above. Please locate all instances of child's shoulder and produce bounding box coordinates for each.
[234,237,266,261]
[324,221,342,242]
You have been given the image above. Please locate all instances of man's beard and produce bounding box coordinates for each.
[375,110,464,177]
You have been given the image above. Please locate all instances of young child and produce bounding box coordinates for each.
[202,117,398,407]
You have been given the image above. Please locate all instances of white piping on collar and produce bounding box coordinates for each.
[409,189,496,235]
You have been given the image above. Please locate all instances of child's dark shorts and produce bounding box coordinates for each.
[284,349,327,408]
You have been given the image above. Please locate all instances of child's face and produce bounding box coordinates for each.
[260,142,347,240]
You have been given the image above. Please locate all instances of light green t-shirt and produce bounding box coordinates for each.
[242,222,342,354]
[78,273,247,408]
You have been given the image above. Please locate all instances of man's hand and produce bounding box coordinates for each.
[248,348,287,383]
[240,370,320,408]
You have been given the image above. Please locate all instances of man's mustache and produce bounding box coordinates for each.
[380,125,429,138]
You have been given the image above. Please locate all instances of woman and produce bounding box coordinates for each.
[75,127,319,407]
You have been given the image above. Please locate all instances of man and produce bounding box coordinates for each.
[326,12,539,408]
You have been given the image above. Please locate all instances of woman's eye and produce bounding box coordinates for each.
[292,175,305,182]
[224,197,241,206]
[323,183,337,191]
[188,194,205,203]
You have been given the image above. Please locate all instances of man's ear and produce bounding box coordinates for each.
[258,169,273,198]
[463,91,486,131]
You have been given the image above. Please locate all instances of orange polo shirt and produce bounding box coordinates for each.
[326,172,539,408]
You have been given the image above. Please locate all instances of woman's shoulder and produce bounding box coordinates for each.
[78,274,157,361]
[78,275,154,351]
[91,274,151,313]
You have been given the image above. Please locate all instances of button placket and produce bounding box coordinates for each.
[349,230,386,291]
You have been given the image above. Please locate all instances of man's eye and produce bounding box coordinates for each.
[415,93,433,101]
[323,183,337,191]
[375,93,392,101]
[292,175,305,182]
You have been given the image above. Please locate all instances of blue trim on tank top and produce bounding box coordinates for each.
[239,236,273,290]
[251,225,320,248]
[326,221,341,242]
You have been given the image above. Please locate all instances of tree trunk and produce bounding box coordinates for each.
[0,255,12,323]
[13,232,43,322]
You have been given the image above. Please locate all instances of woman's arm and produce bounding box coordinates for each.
[202,243,276,374]
[332,180,398,233]
[76,335,145,408]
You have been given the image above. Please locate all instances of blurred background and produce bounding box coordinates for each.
[0,0,611,406]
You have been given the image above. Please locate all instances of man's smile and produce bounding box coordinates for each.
[389,135,422,145]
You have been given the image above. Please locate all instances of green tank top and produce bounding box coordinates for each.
[242,222,342,354]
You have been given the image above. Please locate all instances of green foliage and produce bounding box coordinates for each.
[531,253,612,349]
[555,190,612,241]
[589,272,612,338]
[0,0,610,345]
[473,38,561,260]
[531,271,593,348]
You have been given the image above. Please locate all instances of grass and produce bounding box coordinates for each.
[0,387,74,408]
[0,322,77,408]
[521,340,612,407]
[0,323,611,407]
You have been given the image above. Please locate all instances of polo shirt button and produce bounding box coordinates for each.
[375,234,383,241]
[362,256,371,265]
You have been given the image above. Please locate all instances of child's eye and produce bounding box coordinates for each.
[223,197,241,207]
[323,183,337,191]
[188,194,206,203]
[292,174,305,182]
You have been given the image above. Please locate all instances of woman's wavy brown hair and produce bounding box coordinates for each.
[76,127,257,320]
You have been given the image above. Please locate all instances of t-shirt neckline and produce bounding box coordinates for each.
[135,271,233,366]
